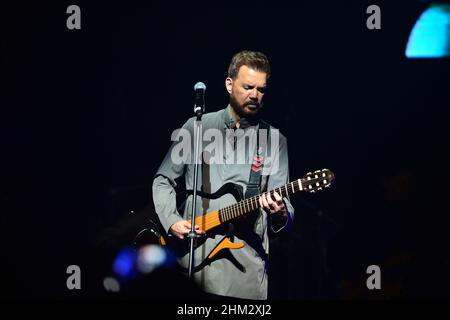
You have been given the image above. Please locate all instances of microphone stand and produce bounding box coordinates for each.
[187,108,203,280]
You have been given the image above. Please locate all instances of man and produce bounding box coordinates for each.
[152,50,294,300]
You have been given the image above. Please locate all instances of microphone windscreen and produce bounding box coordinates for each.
[194,82,206,91]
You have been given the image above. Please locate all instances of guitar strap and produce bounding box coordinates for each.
[206,121,271,265]
[245,121,270,199]
[220,120,270,254]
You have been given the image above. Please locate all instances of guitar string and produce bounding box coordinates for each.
[219,183,294,222]
[199,186,292,229]
[197,180,301,230]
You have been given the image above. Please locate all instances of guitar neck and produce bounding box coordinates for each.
[218,179,304,224]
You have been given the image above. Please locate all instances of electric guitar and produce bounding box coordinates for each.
[134,169,335,267]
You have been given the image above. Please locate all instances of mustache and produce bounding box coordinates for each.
[244,101,260,107]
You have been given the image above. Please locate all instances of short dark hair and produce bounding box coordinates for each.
[227,50,271,80]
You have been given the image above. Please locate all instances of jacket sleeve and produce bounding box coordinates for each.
[152,118,194,233]
[266,133,295,233]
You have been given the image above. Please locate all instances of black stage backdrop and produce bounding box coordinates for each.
[1,0,449,300]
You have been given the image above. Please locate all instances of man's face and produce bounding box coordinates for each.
[226,65,267,118]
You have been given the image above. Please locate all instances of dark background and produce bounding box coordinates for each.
[1,0,449,299]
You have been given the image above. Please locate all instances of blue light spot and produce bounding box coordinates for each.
[406,4,450,58]
[113,247,137,279]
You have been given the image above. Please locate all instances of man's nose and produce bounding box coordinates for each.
[249,88,259,99]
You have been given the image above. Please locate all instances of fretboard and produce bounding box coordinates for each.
[218,179,303,223]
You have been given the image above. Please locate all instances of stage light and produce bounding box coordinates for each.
[103,277,121,293]
[406,2,450,58]
[136,244,170,274]
[112,247,137,279]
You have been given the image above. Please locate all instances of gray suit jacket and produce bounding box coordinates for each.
[152,106,294,299]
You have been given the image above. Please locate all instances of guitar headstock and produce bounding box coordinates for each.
[301,169,335,193]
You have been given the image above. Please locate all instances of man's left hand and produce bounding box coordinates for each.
[259,191,287,217]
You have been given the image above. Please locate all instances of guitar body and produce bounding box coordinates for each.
[134,182,248,258]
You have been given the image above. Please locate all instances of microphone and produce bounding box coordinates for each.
[193,82,206,115]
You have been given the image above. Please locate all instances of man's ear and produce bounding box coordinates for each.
[225,77,233,94]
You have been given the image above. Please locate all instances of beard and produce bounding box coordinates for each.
[229,94,263,119]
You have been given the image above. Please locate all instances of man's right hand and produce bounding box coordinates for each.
[169,220,204,240]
